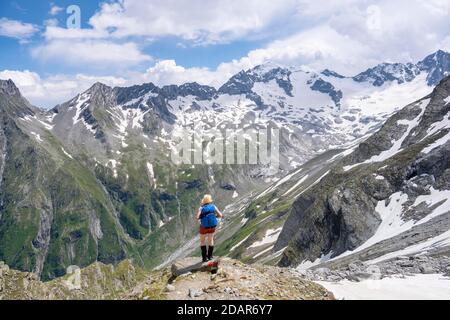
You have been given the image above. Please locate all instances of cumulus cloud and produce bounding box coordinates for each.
[129,58,262,89]
[49,4,64,16]
[0,18,39,40]
[31,40,152,67]
[141,0,450,79]
[34,0,298,68]
[88,0,299,44]
[135,60,223,87]
[0,70,127,108]
[34,0,449,74]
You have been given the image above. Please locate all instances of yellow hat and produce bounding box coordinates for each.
[201,194,213,205]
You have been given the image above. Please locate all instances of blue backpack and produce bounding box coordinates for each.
[200,204,218,228]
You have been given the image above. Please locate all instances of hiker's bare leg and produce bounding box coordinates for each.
[200,234,207,246]
[208,233,214,246]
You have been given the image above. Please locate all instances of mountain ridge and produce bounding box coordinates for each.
[35,49,450,112]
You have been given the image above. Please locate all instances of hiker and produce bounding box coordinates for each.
[197,194,223,262]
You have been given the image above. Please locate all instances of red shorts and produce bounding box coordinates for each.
[199,225,216,235]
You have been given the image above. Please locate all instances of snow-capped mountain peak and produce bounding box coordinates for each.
[418,50,450,86]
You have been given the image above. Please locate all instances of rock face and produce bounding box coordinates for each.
[276,75,450,270]
[0,260,147,300]
[0,259,334,300]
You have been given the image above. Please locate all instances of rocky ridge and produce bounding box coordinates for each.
[0,258,333,300]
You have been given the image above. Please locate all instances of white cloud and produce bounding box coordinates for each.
[32,40,152,67]
[0,18,38,40]
[137,60,221,87]
[34,0,449,74]
[86,0,450,83]
[125,0,450,88]
[44,19,59,27]
[166,0,450,77]
[49,5,64,16]
[88,0,299,44]
[129,58,261,89]
[0,70,127,108]
[131,25,377,88]
[40,0,299,45]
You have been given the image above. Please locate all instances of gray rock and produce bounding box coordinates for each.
[396,256,410,261]
[310,79,343,106]
[348,261,364,273]
[396,260,415,268]
[188,288,203,298]
[440,258,450,268]
[402,174,435,198]
[413,255,430,262]
[165,284,176,292]
[352,272,374,281]
[346,274,362,282]
[327,275,343,282]
[224,287,233,294]
[420,264,436,274]
[315,268,331,276]
[342,115,356,122]
[365,265,382,278]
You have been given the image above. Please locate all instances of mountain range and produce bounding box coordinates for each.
[0,50,449,281]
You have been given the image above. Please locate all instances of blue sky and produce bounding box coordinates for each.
[0,1,98,71]
[0,0,449,108]
[0,1,267,74]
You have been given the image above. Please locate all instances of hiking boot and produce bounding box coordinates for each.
[207,246,214,260]
[201,246,208,262]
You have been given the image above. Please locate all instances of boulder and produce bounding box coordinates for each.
[188,288,203,298]
[420,264,436,274]
[348,261,364,272]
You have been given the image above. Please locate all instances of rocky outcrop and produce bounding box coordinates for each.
[0,260,146,300]
[151,257,333,300]
[0,259,334,300]
[310,79,343,106]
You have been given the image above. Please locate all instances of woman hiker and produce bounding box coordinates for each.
[196,194,223,262]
